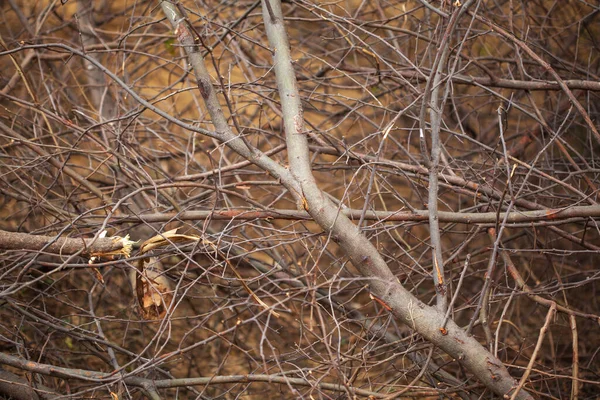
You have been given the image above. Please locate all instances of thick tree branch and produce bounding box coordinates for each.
[0,229,131,257]
[158,1,301,199]
[260,0,533,398]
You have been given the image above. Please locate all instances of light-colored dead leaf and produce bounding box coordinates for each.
[139,228,200,254]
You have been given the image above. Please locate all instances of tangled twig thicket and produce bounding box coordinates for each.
[0,0,599,399]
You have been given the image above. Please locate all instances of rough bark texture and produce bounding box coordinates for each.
[0,229,125,257]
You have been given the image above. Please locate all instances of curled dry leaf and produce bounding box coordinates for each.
[132,257,173,320]
[134,229,197,320]
[139,228,200,254]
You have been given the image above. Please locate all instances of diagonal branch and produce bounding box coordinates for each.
[260,0,533,398]
[158,1,301,200]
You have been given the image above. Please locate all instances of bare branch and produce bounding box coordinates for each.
[0,229,131,258]
[261,0,533,398]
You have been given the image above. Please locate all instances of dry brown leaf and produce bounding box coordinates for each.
[135,229,198,320]
[133,257,173,320]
